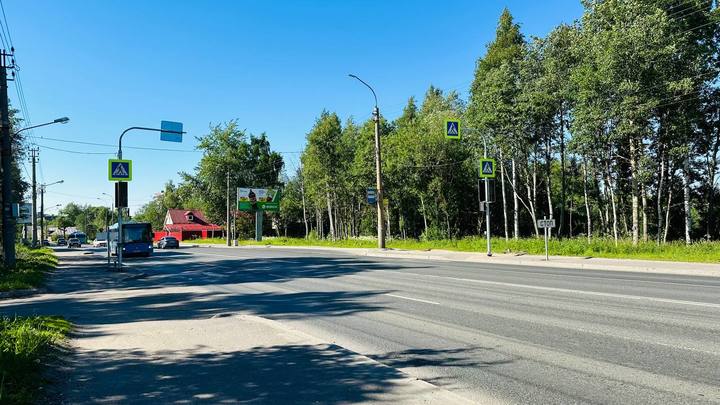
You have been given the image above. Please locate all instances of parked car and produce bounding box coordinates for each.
[67,238,81,248]
[41,239,50,246]
[92,239,107,247]
[57,238,67,246]
[157,236,179,249]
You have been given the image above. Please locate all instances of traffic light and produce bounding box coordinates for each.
[115,181,128,208]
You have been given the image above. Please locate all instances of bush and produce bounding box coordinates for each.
[0,247,57,292]
[0,316,71,404]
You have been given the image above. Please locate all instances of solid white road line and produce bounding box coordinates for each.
[397,271,720,309]
[386,294,440,305]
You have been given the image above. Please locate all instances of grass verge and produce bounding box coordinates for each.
[0,316,71,404]
[0,246,58,292]
[191,236,720,263]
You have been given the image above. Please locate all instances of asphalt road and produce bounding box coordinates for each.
[7,246,720,404]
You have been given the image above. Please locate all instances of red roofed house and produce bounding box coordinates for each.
[154,209,223,241]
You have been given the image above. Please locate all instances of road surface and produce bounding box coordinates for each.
[4,246,720,404]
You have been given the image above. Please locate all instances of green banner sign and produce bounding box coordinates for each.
[237,188,281,212]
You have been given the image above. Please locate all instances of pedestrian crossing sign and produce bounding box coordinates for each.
[445,120,460,140]
[479,158,495,178]
[108,159,132,181]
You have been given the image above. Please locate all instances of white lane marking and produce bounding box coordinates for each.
[187,249,720,308]
[397,271,720,309]
[386,294,440,305]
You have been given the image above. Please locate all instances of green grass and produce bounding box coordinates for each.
[191,236,720,263]
[0,246,58,292]
[0,316,71,404]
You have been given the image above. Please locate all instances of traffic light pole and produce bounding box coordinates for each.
[114,126,185,270]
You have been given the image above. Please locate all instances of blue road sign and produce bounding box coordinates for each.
[160,120,184,143]
[445,120,460,140]
[479,158,496,178]
[108,159,133,181]
[367,187,377,204]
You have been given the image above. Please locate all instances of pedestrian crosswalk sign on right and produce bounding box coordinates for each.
[108,159,133,181]
[479,158,496,178]
[445,120,460,140]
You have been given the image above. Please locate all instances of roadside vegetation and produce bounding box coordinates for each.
[0,246,57,292]
[0,316,71,404]
[190,236,720,264]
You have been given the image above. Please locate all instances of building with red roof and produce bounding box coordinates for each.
[154,209,223,241]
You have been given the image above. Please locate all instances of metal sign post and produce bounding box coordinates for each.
[537,217,556,261]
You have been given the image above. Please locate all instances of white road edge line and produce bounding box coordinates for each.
[398,271,720,309]
[386,294,440,305]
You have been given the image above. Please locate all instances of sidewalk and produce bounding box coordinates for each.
[64,314,471,404]
[2,251,472,404]
[189,243,720,278]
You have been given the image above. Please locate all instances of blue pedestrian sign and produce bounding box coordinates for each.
[366,187,377,205]
[160,120,184,143]
[479,158,496,178]
[108,159,133,181]
[445,119,460,140]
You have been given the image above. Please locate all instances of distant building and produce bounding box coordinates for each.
[156,209,222,241]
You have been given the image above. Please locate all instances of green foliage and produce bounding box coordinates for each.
[0,316,71,404]
[196,236,720,264]
[0,246,57,292]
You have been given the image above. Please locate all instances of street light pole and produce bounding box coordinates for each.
[40,180,63,244]
[349,74,385,249]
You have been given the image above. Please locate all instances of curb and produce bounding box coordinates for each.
[0,287,47,300]
[186,243,720,278]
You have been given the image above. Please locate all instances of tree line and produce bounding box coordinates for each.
[284,1,720,245]
[133,0,719,246]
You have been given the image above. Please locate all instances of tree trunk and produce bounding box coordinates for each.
[500,155,509,241]
[559,108,567,238]
[326,191,335,240]
[545,136,553,219]
[300,174,310,239]
[420,194,428,235]
[657,153,665,245]
[512,158,519,239]
[605,164,619,245]
[583,160,592,243]
[683,158,692,245]
[664,184,673,244]
[629,138,639,246]
[642,183,648,243]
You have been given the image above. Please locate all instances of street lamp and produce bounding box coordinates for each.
[349,74,386,249]
[2,117,70,267]
[39,180,63,243]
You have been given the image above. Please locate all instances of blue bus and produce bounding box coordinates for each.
[109,221,154,257]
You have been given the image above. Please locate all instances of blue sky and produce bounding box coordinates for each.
[7,0,583,214]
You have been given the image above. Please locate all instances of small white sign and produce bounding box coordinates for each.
[537,219,556,229]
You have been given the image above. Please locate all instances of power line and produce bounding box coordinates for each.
[0,0,13,48]
[37,144,113,155]
[37,136,200,153]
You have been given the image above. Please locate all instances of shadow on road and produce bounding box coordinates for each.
[65,344,432,404]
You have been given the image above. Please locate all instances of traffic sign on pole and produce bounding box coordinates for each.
[479,158,496,178]
[160,121,184,143]
[445,119,460,140]
[367,187,377,205]
[108,159,132,181]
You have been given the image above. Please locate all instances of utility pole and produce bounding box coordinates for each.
[1,49,15,267]
[30,148,38,247]
[226,170,231,246]
[40,185,44,243]
[484,139,492,257]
